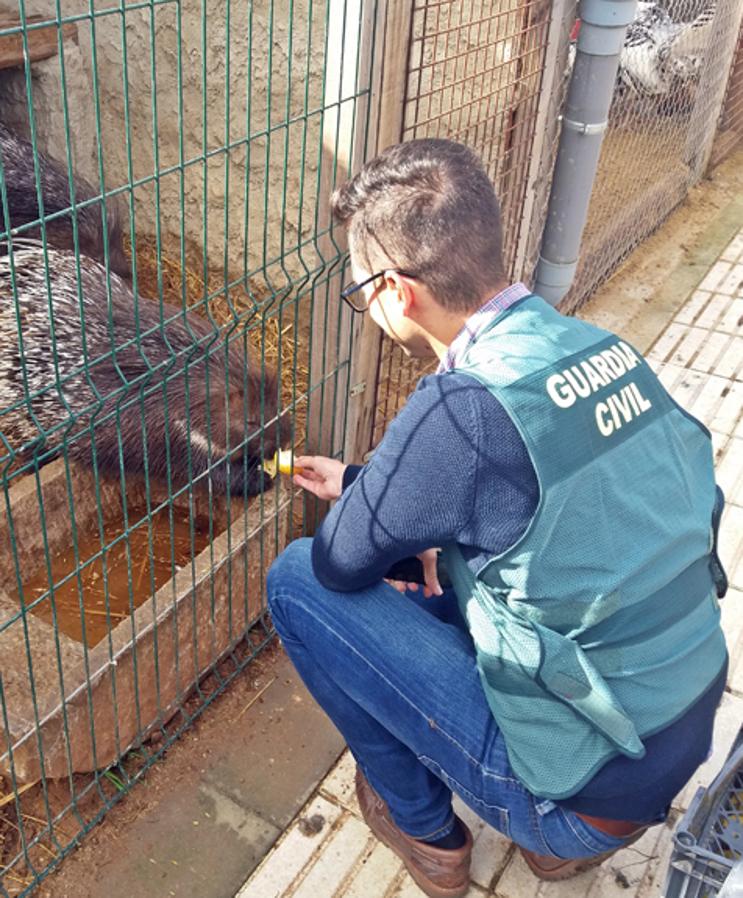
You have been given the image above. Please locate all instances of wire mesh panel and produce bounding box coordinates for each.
[563,0,743,315]
[0,1,378,893]
[368,0,571,452]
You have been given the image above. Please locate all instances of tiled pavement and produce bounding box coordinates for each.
[235,228,743,898]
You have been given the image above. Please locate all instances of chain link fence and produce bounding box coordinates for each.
[562,0,743,314]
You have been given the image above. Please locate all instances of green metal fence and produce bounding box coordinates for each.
[0,0,378,892]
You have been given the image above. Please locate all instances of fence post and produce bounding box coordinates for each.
[304,0,380,530]
[342,0,414,466]
[683,3,743,181]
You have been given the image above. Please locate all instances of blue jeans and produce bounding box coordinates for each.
[266,538,628,859]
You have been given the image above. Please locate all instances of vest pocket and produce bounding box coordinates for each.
[418,755,511,838]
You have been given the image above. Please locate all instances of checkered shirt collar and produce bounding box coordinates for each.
[436,282,531,374]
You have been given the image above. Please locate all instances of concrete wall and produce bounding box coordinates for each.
[0,0,361,286]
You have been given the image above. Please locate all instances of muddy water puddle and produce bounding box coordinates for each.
[13,507,212,646]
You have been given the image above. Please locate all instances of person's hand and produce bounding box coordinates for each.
[293,455,347,501]
[385,548,443,598]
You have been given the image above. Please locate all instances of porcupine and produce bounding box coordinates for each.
[0,123,131,281]
[0,246,284,496]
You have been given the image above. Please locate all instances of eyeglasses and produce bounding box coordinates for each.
[340,269,417,313]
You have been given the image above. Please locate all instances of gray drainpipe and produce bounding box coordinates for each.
[533,0,638,305]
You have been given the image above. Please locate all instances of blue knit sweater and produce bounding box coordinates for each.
[311,371,725,821]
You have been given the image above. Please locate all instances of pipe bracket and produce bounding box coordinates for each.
[560,116,608,136]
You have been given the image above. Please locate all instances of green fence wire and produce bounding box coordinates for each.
[369,0,567,452]
[0,0,377,892]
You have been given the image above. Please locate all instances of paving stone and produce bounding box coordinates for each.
[319,749,360,816]
[694,291,730,329]
[587,822,668,898]
[721,589,743,675]
[674,288,712,325]
[340,841,403,898]
[496,849,579,897]
[83,777,280,898]
[696,332,739,378]
[717,295,743,333]
[719,505,743,591]
[710,335,743,381]
[236,796,342,898]
[392,876,486,897]
[636,813,682,898]
[646,323,689,365]
[718,262,743,296]
[204,656,345,829]
[717,438,743,506]
[698,260,733,293]
[720,231,743,263]
[674,691,743,811]
[470,825,512,891]
[730,648,743,698]
[711,428,730,464]
[692,375,740,434]
[669,325,709,368]
[290,816,373,898]
[655,363,707,411]
[453,797,488,841]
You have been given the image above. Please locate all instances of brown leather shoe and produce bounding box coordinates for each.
[520,824,648,881]
[355,767,473,898]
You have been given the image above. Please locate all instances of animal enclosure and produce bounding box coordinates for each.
[0,0,741,894]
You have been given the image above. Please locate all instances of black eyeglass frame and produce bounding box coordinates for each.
[340,269,417,313]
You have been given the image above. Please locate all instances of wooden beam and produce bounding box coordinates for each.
[342,0,414,466]
[0,16,77,71]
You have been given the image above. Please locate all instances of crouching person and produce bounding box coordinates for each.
[266,138,728,897]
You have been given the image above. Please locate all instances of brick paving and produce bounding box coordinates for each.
[235,227,743,898]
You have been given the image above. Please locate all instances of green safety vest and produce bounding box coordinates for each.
[441,295,728,799]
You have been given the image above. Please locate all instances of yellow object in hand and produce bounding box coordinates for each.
[263,449,301,478]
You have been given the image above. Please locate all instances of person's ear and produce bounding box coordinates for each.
[385,271,416,316]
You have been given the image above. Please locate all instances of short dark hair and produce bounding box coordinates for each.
[330,139,505,313]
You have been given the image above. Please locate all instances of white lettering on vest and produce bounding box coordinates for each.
[595,383,653,437]
[596,401,613,436]
[546,373,575,408]
[617,341,640,370]
[581,360,608,392]
[589,353,614,384]
[546,341,647,412]
[565,366,592,399]
[600,348,627,378]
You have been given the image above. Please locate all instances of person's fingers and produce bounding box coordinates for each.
[292,473,326,497]
[384,579,407,593]
[420,550,443,597]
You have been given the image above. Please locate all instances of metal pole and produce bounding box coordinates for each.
[533,0,638,305]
